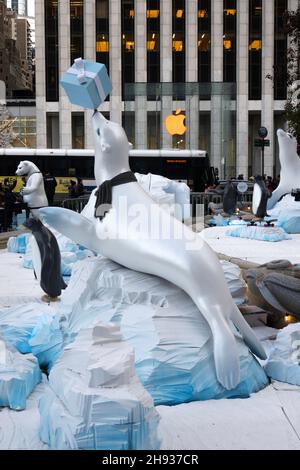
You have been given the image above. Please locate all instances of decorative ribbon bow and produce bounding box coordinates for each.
[67,57,106,102]
[74,57,86,84]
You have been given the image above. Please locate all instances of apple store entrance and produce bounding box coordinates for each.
[123,82,237,179]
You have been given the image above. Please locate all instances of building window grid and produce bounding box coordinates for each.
[248,0,262,100]
[223,0,236,83]
[121,0,135,98]
[198,0,211,83]
[96,0,109,74]
[72,112,84,149]
[70,0,84,65]
[172,0,185,84]
[274,0,287,100]
[147,0,160,84]
[44,0,59,102]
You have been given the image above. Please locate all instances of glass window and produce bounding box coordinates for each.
[147,0,160,83]
[45,0,59,102]
[70,1,84,64]
[198,0,211,83]
[172,0,185,83]
[223,0,236,82]
[122,0,135,97]
[46,112,59,148]
[122,111,135,147]
[199,111,210,155]
[274,0,287,100]
[96,0,109,74]
[249,0,262,100]
[72,112,84,149]
[147,111,161,149]
[12,116,36,148]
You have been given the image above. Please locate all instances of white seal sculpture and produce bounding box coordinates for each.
[268,129,300,210]
[16,160,48,218]
[40,111,266,390]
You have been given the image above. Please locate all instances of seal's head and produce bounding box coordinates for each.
[92,111,131,165]
[277,129,298,156]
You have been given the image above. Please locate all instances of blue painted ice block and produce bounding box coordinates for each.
[60,58,112,109]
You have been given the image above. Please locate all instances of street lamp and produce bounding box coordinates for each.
[258,126,268,177]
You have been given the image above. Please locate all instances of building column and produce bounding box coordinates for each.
[261,0,274,177]
[109,0,122,124]
[236,0,249,178]
[210,0,223,173]
[161,0,172,149]
[134,0,147,149]
[84,0,96,148]
[186,0,199,150]
[59,1,72,149]
[35,0,46,148]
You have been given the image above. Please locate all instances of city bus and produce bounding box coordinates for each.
[0,148,211,194]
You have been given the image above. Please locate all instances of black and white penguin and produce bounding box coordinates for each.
[223,180,237,214]
[23,218,67,299]
[252,176,271,218]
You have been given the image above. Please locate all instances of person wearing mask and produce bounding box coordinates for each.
[68,180,77,198]
[3,178,17,231]
[76,177,85,197]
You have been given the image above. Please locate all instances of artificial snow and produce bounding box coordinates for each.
[1,247,300,450]
[201,227,300,264]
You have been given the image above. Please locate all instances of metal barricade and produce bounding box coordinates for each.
[190,191,253,216]
[61,196,90,213]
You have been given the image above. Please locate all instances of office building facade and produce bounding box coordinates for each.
[35,0,299,178]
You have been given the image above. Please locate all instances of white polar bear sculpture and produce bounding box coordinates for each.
[16,161,48,217]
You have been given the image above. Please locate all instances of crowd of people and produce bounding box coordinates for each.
[0,175,86,232]
[0,178,18,232]
[204,173,280,194]
[67,178,85,199]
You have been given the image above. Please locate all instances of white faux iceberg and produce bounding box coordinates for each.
[0,338,41,410]
[265,323,300,385]
[39,322,160,450]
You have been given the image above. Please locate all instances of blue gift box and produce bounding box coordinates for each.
[60,58,112,109]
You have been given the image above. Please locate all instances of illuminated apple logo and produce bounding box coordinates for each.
[165,109,187,136]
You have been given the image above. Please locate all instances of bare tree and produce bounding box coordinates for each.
[283,6,300,142]
[0,104,16,148]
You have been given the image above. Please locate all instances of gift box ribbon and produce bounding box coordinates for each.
[67,57,106,103]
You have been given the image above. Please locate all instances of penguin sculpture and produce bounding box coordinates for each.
[252,176,271,219]
[23,218,67,300]
[223,180,237,214]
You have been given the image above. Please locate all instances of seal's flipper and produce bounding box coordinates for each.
[230,305,267,360]
[38,207,101,253]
